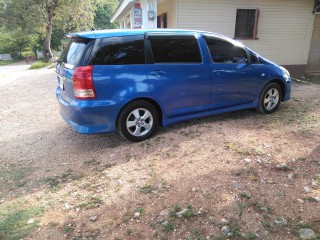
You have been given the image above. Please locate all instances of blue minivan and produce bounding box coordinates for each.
[56,29,291,141]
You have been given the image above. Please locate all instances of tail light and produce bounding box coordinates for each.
[73,66,96,99]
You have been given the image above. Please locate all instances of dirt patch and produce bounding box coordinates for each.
[0,72,319,240]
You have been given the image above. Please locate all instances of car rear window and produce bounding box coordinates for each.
[93,35,145,65]
[149,36,202,63]
[59,38,92,69]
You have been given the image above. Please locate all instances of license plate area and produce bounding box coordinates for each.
[58,75,65,91]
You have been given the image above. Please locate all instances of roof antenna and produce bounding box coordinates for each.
[80,13,96,31]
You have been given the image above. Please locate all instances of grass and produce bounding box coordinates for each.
[78,196,104,210]
[162,221,175,233]
[39,169,83,188]
[134,207,145,214]
[239,191,252,199]
[0,60,18,66]
[186,229,206,240]
[0,165,33,197]
[29,61,53,69]
[0,201,44,240]
[139,184,155,193]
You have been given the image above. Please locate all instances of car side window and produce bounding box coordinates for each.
[149,37,202,63]
[93,35,145,65]
[204,37,248,64]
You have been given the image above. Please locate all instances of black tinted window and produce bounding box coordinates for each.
[94,35,145,65]
[60,38,91,69]
[149,37,202,63]
[204,37,247,64]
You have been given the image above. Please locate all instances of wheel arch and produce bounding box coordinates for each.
[116,97,164,128]
[264,79,286,101]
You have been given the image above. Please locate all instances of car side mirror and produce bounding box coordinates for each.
[250,54,260,64]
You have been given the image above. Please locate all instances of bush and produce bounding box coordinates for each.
[29,61,52,70]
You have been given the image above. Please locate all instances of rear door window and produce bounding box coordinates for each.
[148,36,202,63]
[93,35,145,65]
[204,37,248,64]
[59,38,92,69]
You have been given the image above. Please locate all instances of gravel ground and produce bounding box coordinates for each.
[0,68,319,240]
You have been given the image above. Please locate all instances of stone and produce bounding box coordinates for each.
[288,173,294,180]
[89,216,98,222]
[311,179,318,189]
[208,216,215,224]
[176,209,189,218]
[276,163,290,171]
[221,225,230,236]
[232,182,242,189]
[134,212,140,219]
[297,199,305,204]
[192,187,197,192]
[298,228,316,240]
[304,186,311,193]
[243,158,251,163]
[159,209,169,217]
[220,218,228,225]
[263,143,272,148]
[273,217,287,225]
[27,218,35,224]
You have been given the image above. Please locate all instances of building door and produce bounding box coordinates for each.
[307,15,320,73]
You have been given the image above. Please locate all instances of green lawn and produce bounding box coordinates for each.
[0,60,18,66]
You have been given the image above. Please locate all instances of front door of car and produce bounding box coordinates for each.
[145,35,213,118]
[203,35,260,109]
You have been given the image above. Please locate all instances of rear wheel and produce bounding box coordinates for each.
[257,83,282,114]
[117,101,159,142]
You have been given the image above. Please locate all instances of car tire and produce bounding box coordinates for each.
[257,82,282,114]
[117,100,159,142]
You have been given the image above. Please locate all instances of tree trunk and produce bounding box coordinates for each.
[43,5,55,61]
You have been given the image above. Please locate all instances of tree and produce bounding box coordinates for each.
[94,0,119,30]
[0,0,119,60]
[0,0,96,61]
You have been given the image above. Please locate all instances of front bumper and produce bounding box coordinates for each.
[283,78,292,102]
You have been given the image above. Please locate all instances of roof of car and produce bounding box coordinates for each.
[68,29,219,39]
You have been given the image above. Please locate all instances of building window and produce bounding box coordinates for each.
[234,9,259,39]
[157,13,167,28]
[314,0,320,13]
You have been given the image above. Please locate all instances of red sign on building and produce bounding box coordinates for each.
[133,3,142,28]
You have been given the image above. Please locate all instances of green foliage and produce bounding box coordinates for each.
[0,28,38,56]
[0,0,120,57]
[0,201,44,240]
[94,0,119,30]
[162,221,175,233]
[29,61,53,69]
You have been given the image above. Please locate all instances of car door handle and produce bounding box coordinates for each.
[149,70,166,76]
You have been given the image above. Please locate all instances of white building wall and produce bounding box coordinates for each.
[117,0,158,29]
[176,0,315,66]
[158,0,177,28]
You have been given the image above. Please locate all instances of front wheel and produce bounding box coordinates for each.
[257,83,282,114]
[117,101,159,142]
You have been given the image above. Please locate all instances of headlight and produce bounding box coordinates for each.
[280,66,290,78]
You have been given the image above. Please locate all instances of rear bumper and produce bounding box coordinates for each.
[56,88,118,134]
